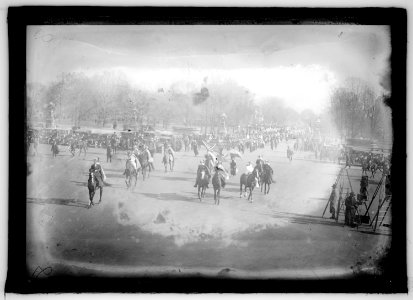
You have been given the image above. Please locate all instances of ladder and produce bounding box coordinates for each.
[370,180,392,232]
[321,168,344,218]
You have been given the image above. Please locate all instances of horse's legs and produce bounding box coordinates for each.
[98,187,103,203]
[88,190,94,208]
[217,189,220,205]
[240,184,243,198]
[266,183,270,195]
[198,186,201,201]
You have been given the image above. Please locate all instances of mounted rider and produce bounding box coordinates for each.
[255,155,264,174]
[166,144,175,159]
[214,162,227,188]
[262,160,275,183]
[245,162,254,174]
[90,157,106,187]
[144,144,155,171]
[194,160,211,188]
[124,150,139,175]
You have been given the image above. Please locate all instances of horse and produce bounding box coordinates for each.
[138,152,151,180]
[240,169,260,203]
[197,170,210,201]
[212,170,226,205]
[124,154,140,189]
[88,170,103,208]
[260,165,274,195]
[78,140,88,157]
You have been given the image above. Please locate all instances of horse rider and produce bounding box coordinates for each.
[262,160,275,183]
[214,162,227,188]
[133,145,140,157]
[143,145,154,171]
[194,160,211,188]
[90,157,106,187]
[124,150,138,173]
[245,162,254,174]
[204,153,213,172]
[256,155,264,173]
[166,144,175,160]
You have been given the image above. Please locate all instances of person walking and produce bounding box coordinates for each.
[106,144,112,163]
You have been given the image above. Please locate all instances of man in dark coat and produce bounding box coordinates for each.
[90,157,106,187]
[345,192,357,227]
[51,139,59,158]
[262,160,275,183]
[106,144,112,163]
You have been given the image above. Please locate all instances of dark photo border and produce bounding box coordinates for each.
[7,6,407,293]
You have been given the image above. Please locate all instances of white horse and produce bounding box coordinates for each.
[125,153,141,188]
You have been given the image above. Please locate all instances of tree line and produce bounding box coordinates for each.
[329,77,392,142]
[27,70,311,132]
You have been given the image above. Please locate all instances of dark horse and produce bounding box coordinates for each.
[212,170,226,205]
[198,170,210,201]
[240,169,260,203]
[260,165,274,195]
[88,170,103,208]
[138,152,151,180]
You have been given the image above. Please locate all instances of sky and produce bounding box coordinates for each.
[27,25,391,113]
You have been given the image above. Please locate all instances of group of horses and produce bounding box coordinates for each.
[124,151,153,188]
[197,169,227,205]
[86,146,274,208]
[68,139,88,157]
[197,162,274,205]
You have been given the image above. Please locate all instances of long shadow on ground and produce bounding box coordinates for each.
[27,197,89,208]
[140,192,199,203]
[249,210,391,236]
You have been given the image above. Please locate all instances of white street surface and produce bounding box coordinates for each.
[26,141,390,278]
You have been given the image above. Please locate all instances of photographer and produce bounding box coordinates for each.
[344,192,358,227]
